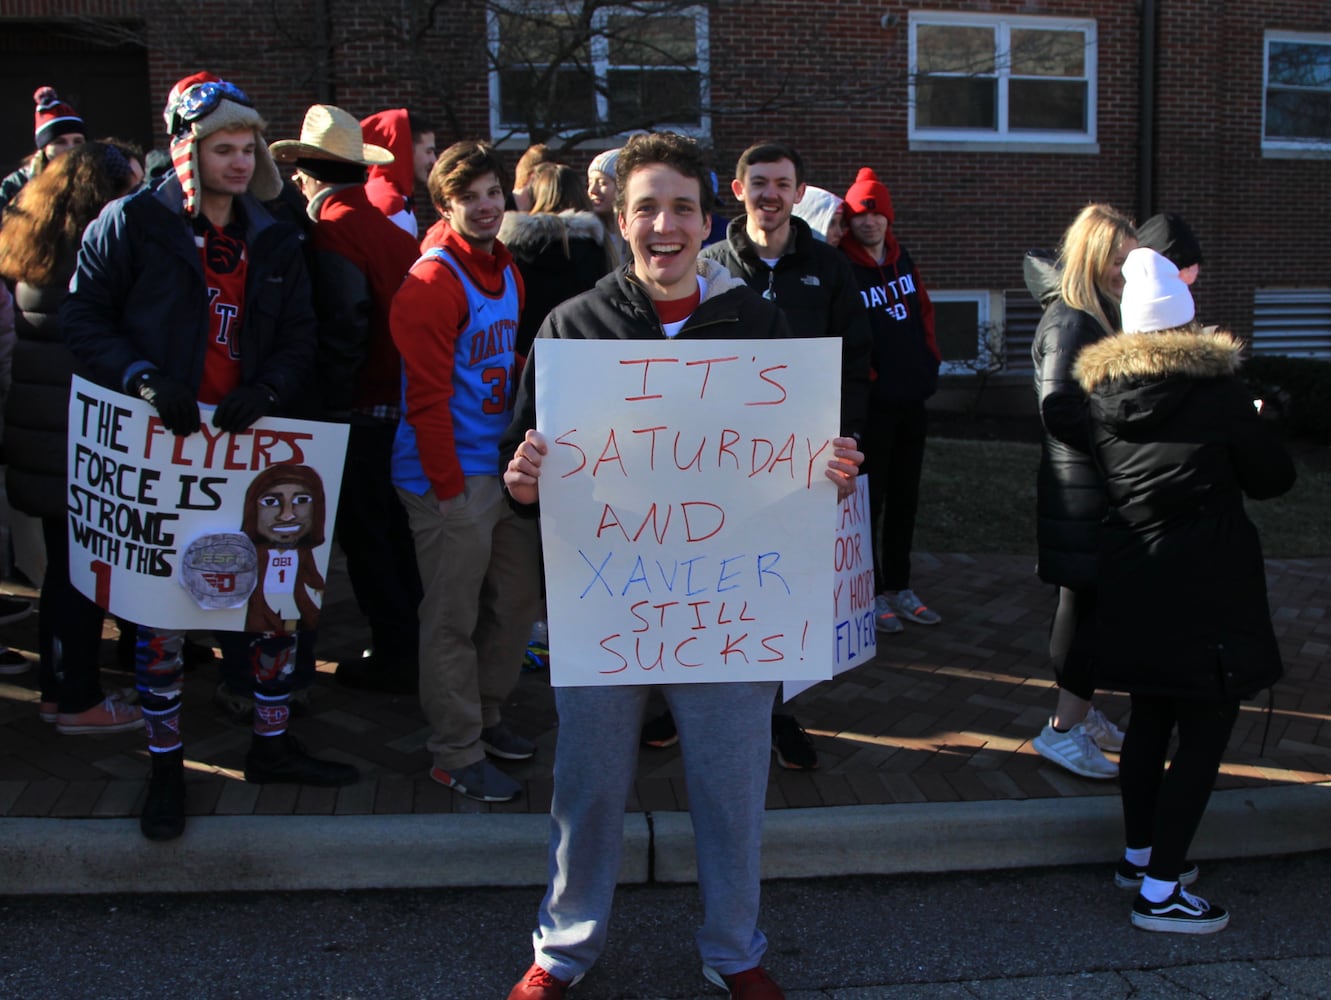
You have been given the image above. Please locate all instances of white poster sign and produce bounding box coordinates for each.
[536,337,840,687]
[67,375,348,631]
[784,475,875,700]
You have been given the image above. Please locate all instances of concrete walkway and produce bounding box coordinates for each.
[1,552,1327,894]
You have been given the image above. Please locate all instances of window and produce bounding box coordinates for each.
[1252,289,1331,358]
[489,2,710,142]
[1264,32,1331,154]
[908,12,1096,149]
[932,291,1001,375]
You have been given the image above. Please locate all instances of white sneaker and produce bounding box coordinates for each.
[1084,704,1125,752]
[1032,719,1119,779]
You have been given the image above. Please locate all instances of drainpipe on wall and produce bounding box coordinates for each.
[1137,0,1157,222]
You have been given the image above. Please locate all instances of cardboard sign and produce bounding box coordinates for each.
[535,338,840,687]
[67,375,348,630]
[784,475,875,701]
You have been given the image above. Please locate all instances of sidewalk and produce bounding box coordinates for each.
[1,551,1328,894]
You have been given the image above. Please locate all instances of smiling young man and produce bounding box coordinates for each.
[389,140,540,805]
[61,73,346,842]
[500,132,864,1000]
[697,143,872,767]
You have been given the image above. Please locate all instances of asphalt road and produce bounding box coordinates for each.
[2,851,1329,999]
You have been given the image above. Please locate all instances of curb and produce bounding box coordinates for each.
[2,784,1327,896]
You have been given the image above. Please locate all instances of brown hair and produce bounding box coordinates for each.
[528,162,593,214]
[0,141,136,286]
[514,142,558,189]
[614,132,714,217]
[427,139,509,210]
[734,141,805,185]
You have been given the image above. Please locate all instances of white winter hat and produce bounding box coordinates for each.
[1118,247,1195,333]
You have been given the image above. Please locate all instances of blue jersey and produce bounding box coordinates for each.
[392,246,521,495]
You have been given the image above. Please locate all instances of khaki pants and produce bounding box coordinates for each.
[398,476,539,770]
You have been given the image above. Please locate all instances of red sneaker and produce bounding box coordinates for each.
[506,963,582,999]
[703,964,785,999]
[55,695,144,735]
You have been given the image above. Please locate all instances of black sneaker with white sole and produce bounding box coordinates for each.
[1114,858,1200,889]
[1131,886,1229,934]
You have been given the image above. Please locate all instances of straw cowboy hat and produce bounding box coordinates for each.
[270,104,394,165]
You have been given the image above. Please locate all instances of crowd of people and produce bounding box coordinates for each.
[0,72,1294,997]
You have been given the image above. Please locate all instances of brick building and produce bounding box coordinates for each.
[3,1,1329,406]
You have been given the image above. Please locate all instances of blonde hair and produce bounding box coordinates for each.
[1058,203,1136,335]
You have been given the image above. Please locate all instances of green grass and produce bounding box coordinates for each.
[915,438,1330,558]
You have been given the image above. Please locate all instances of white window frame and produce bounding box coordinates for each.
[932,290,1001,376]
[907,11,1097,152]
[1262,30,1331,158]
[487,2,711,146]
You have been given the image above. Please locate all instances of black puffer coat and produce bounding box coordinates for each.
[4,256,82,517]
[1076,329,1295,700]
[1030,287,1116,588]
[498,209,610,359]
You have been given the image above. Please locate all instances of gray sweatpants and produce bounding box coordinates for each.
[532,680,777,981]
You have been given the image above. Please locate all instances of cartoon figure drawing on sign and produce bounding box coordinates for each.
[240,464,327,633]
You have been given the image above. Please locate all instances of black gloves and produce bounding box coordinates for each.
[135,371,200,436]
[212,383,279,433]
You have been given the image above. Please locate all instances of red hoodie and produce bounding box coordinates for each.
[390,220,526,499]
[360,109,418,231]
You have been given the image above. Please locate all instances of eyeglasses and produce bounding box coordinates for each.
[167,81,252,137]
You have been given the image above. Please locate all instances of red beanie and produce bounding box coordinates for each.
[32,86,85,149]
[843,167,894,222]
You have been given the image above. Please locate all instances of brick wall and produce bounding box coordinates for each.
[4,0,1329,339]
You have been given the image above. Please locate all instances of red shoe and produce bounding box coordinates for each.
[703,964,785,999]
[55,695,144,735]
[506,963,582,999]
[39,701,58,723]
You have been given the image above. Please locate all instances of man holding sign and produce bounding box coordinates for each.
[501,133,862,1000]
[62,73,355,842]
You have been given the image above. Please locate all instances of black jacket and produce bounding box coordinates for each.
[701,216,870,437]
[498,209,610,359]
[499,259,791,492]
[1076,329,1295,700]
[1030,295,1116,588]
[61,176,315,408]
[4,270,84,518]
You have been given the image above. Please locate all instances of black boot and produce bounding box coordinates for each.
[141,748,186,841]
[244,731,359,786]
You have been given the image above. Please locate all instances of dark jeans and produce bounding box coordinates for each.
[865,400,927,593]
[1048,585,1096,701]
[39,514,106,712]
[336,420,422,661]
[1120,693,1240,882]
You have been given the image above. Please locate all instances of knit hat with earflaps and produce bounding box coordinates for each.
[164,73,283,218]
[1118,247,1196,334]
[32,86,84,148]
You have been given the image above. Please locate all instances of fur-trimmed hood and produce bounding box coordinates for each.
[498,209,605,257]
[1075,328,1243,393]
[1078,327,1245,434]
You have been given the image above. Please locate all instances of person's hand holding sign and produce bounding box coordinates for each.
[825,436,863,502]
[504,429,548,506]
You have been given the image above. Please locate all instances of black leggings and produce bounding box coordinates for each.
[1119,693,1240,882]
[1048,586,1096,701]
